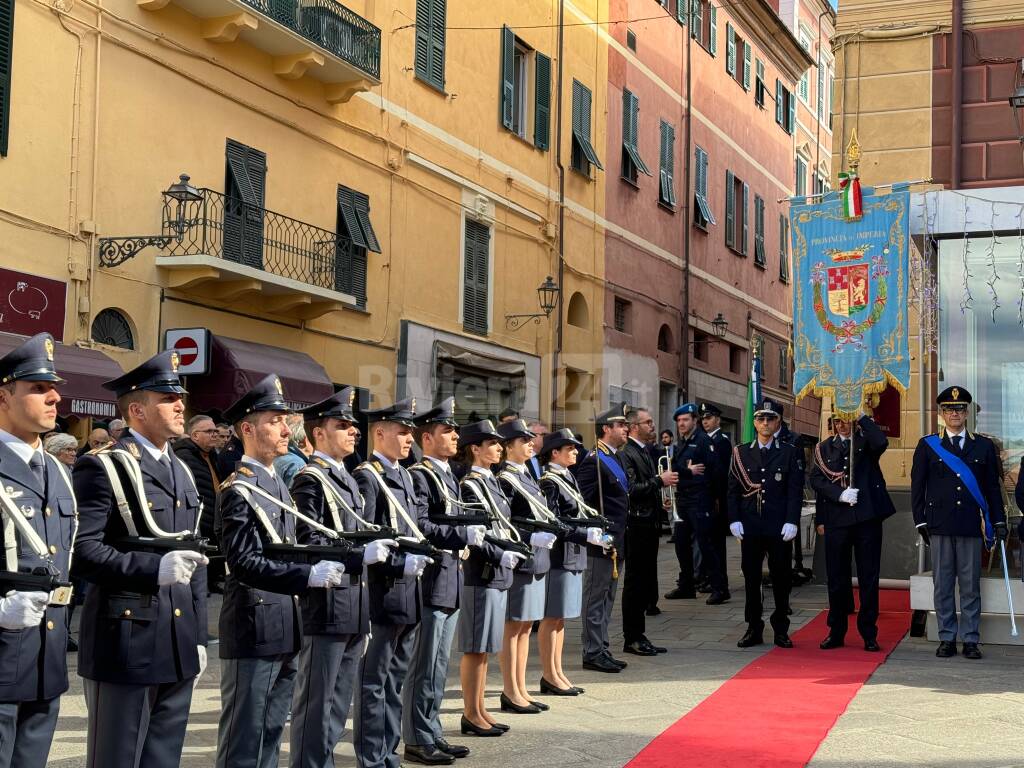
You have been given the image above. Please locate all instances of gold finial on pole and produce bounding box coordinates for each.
[846,128,862,173]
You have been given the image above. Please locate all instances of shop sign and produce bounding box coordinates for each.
[0,268,67,339]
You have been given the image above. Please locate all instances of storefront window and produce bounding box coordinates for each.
[436,358,524,424]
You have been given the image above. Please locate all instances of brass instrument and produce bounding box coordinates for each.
[659,447,678,523]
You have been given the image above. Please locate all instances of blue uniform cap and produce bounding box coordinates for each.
[753,398,784,418]
[301,386,356,422]
[497,418,535,441]
[595,403,630,425]
[458,419,503,449]
[363,396,417,428]
[223,374,290,424]
[540,428,582,454]
[0,333,64,385]
[102,349,186,398]
[673,403,698,419]
[414,396,458,428]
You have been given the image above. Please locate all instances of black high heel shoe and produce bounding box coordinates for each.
[529,700,550,711]
[500,693,541,714]
[539,677,578,696]
[460,716,503,737]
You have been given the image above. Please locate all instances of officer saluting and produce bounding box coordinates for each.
[73,349,208,768]
[0,334,76,768]
[911,386,1006,660]
[214,375,348,768]
[810,412,894,652]
[727,398,804,648]
[289,388,396,768]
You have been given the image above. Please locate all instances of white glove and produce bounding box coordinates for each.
[839,488,859,506]
[781,523,799,542]
[500,550,527,569]
[586,527,604,546]
[463,525,486,548]
[308,560,346,588]
[362,539,397,565]
[194,645,208,690]
[403,553,433,577]
[729,522,744,540]
[0,591,48,630]
[158,550,207,587]
[530,531,557,550]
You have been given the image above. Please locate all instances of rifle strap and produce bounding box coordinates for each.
[541,471,600,522]
[498,469,558,522]
[357,462,425,541]
[0,483,49,564]
[227,479,340,540]
[96,449,192,538]
[298,464,376,532]
[462,475,521,543]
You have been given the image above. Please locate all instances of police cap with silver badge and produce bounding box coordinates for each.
[595,403,629,425]
[413,396,458,428]
[363,396,417,428]
[301,386,356,422]
[699,402,722,418]
[936,385,972,408]
[0,332,64,385]
[753,397,784,418]
[103,349,186,398]
[497,418,535,441]
[223,373,290,424]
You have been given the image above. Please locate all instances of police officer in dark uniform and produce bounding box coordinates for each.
[699,403,732,604]
[911,386,1006,660]
[575,405,630,673]
[0,334,76,768]
[214,375,348,768]
[727,398,804,648]
[353,398,434,768]
[289,388,397,768]
[810,412,895,652]
[73,350,208,768]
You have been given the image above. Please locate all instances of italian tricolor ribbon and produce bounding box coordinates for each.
[838,172,863,219]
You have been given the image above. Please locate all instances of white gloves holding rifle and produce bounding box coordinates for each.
[362,539,397,565]
[0,591,48,630]
[463,525,486,548]
[308,561,346,588]
[839,488,859,506]
[530,532,557,550]
[403,554,433,577]
[158,550,208,587]
[500,550,527,569]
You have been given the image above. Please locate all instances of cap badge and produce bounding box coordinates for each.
[275,377,283,395]
[349,390,356,407]
[952,387,960,401]
[622,403,630,417]
[170,351,180,373]
[44,338,54,362]
[410,398,416,414]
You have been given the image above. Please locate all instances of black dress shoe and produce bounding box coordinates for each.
[863,639,881,652]
[459,717,502,737]
[962,642,982,660]
[645,605,662,616]
[404,744,456,765]
[819,635,845,650]
[528,700,549,711]
[664,588,697,600]
[434,739,470,759]
[640,638,667,654]
[572,685,585,694]
[706,591,731,605]
[774,633,794,648]
[936,640,957,658]
[623,640,658,656]
[604,653,628,669]
[499,693,541,714]
[539,677,578,696]
[489,721,510,732]
[582,656,621,673]
[697,582,713,594]
[737,629,764,648]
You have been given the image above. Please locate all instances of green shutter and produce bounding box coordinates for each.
[500,26,514,130]
[741,182,749,255]
[415,0,445,90]
[691,0,702,43]
[677,0,687,25]
[337,186,367,249]
[779,214,790,281]
[775,79,783,125]
[817,56,825,119]
[534,53,551,150]
[659,120,675,206]
[225,139,266,269]
[743,43,751,91]
[463,219,490,335]
[414,1,430,83]
[726,23,735,75]
[725,170,735,248]
[352,191,381,254]
[0,0,13,157]
[708,5,717,55]
[787,86,796,133]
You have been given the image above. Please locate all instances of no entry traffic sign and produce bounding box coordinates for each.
[165,328,211,375]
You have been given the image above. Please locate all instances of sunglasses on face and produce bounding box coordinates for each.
[754,415,778,423]
[941,406,967,413]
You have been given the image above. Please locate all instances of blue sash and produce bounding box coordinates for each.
[923,435,994,549]
[597,450,629,491]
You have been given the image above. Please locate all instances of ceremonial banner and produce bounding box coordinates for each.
[790,186,910,417]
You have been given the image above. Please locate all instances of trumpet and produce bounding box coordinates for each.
[659,447,679,523]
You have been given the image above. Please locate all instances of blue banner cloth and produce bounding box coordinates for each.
[790,186,911,416]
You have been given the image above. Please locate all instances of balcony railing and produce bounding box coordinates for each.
[160,188,355,297]
[240,0,381,79]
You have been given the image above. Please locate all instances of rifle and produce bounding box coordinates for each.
[0,566,73,605]
[263,540,355,566]
[482,534,533,559]
[560,514,611,530]
[510,516,571,537]
[112,534,218,557]
[335,527,399,543]
[428,513,491,527]
[394,536,444,560]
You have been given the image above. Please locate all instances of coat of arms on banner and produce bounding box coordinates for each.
[826,262,870,317]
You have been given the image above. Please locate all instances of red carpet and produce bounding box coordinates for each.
[626,590,910,768]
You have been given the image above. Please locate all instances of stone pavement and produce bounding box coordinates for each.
[48,537,1024,767]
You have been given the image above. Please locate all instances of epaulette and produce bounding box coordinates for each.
[87,443,113,456]
[312,456,330,468]
[237,466,255,477]
[373,460,383,472]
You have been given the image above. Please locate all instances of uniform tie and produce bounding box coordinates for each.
[29,452,45,492]
[951,435,963,455]
[760,446,769,462]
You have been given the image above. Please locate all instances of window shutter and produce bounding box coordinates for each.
[779,213,790,281]
[572,80,583,136]
[817,57,825,119]
[225,140,266,269]
[660,121,675,206]
[775,79,783,125]
[788,87,796,133]
[350,246,367,307]
[743,43,751,91]
[429,0,446,89]
[500,26,515,130]
[463,220,490,335]
[534,52,551,150]
[697,147,707,198]
[677,0,687,25]
[622,90,633,152]
[741,182,749,255]
[726,23,735,75]
[0,1,13,157]
[353,191,381,254]
[691,0,702,43]
[753,196,764,263]
[414,0,430,82]
[724,171,735,249]
[628,92,639,155]
[337,186,367,249]
[708,5,717,55]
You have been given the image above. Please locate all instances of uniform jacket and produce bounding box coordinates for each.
[0,444,75,702]
[215,461,310,659]
[73,432,207,684]
[409,460,470,610]
[497,463,551,576]
[172,438,219,540]
[575,443,629,557]
[705,429,733,513]
[673,431,715,524]
[911,429,1005,538]
[619,438,663,526]
[809,416,895,529]
[460,470,516,590]
[354,458,423,626]
[727,439,805,537]
[538,466,590,572]
[291,457,371,636]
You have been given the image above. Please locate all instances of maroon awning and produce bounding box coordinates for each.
[0,332,123,419]
[184,334,334,415]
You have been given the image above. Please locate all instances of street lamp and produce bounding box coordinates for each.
[711,312,729,338]
[164,174,203,241]
[1010,59,1024,144]
[506,276,561,329]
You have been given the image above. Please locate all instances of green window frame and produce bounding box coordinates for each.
[753,195,766,267]
[693,146,714,230]
[755,58,765,107]
[571,80,602,175]
[414,0,446,92]
[534,52,551,150]
[726,23,736,76]
[621,89,650,184]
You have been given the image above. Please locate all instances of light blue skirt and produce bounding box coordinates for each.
[458,585,507,654]
[506,571,546,622]
[544,567,583,620]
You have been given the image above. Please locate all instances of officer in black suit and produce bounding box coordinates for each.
[728,398,804,648]
[575,405,629,673]
[699,403,732,604]
[0,334,76,768]
[214,375,348,768]
[810,413,895,652]
[289,388,396,768]
[911,386,1006,660]
[618,406,673,656]
[73,349,208,768]
[353,398,434,768]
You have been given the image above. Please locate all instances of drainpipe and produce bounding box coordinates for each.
[552,0,566,424]
[951,0,963,189]
[680,13,693,402]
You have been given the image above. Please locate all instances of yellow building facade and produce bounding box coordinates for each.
[0,0,609,437]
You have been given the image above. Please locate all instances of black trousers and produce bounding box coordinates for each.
[690,507,728,594]
[672,518,695,592]
[740,535,792,634]
[824,518,883,641]
[622,522,659,642]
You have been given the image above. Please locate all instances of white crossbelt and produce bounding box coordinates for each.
[357,462,425,541]
[297,463,378,532]
[498,468,558,522]
[540,471,602,520]
[461,475,521,543]
[227,479,342,543]
[411,461,488,517]
[96,449,194,538]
